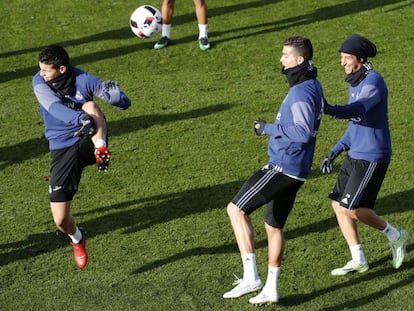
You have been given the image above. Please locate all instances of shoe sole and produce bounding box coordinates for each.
[223,285,262,299]
[331,265,369,276]
[250,301,277,306]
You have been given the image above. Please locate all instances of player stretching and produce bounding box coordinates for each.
[33,45,131,268]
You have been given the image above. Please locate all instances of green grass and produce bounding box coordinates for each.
[1,0,414,310]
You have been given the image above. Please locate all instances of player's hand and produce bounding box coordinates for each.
[74,115,96,138]
[323,98,335,116]
[103,80,130,110]
[254,120,266,136]
[103,80,121,103]
[95,146,111,171]
[320,151,337,174]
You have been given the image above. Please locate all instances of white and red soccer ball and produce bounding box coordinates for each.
[130,5,162,38]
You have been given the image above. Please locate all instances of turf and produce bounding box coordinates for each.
[1,0,413,310]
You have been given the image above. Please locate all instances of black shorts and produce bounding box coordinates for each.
[231,166,304,228]
[328,155,389,209]
[49,138,96,202]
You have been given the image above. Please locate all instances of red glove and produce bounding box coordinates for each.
[95,146,111,171]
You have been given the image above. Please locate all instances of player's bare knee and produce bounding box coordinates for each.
[227,202,238,216]
[52,215,69,229]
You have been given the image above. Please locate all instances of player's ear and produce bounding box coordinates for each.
[58,65,67,74]
[296,55,305,65]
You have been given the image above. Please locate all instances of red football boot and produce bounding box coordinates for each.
[70,228,88,268]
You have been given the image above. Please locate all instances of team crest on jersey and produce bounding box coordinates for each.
[276,112,281,121]
[75,91,84,100]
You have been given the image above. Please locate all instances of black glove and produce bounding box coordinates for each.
[74,115,96,138]
[320,151,337,174]
[254,120,266,136]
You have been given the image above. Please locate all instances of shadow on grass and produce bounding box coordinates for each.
[127,187,413,275]
[0,180,240,266]
[209,0,408,47]
[0,0,279,83]
[0,0,407,83]
[0,136,49,170]
[280,256,414,310]
[0,0,279,59]
[0,103,233,170]
[1,183,412,270]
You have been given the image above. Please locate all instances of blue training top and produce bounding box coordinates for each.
[329,69,391,163]
[33,67,130,150]
[263,78,324,180]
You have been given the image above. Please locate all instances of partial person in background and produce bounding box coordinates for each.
[223,36,325,306]
[321,34,408,276]
[154,0,210,50]
[32,45,131,268]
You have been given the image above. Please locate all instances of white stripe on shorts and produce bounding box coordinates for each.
[349,161,377,209]
[235,169,277,208]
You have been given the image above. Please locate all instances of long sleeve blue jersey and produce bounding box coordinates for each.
[329,70,391,163]
[33,67,129,150]
[263,79,324,179]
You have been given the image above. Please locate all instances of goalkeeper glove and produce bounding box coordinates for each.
[320,151,337,174]
[74,115,95,138]
[254,120,266,136]
[95,146,111,172]
[103,80,130,110]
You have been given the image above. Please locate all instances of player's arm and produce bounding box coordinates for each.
[333,130,351,155]
[324,85,380,120]
[81,101,111,171]
[320,129,350,174]
[257,102,316,143]
[324,101,365,120]
[34,82,86,126]
[90,76,131,110]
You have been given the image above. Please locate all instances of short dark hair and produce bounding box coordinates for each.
[283,36,313,60]
[38,45,70,68]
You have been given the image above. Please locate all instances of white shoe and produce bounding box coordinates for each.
[249,290,278,306]
[199,37,210,50]
[331,260,369,276]
[390,229,408,269]
[223,276,263,299]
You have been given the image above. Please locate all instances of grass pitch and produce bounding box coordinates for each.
[1,0,413,310]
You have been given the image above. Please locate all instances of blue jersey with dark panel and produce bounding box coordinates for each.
[33,67,128,150]
[262,78,324,179]
[329,70,391,163]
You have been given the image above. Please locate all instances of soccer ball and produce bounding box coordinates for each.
[130,5,162,38]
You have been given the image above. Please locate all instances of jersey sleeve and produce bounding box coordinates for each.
[332,128,351,155]
[32,74,85,125]
[264,101,318,143]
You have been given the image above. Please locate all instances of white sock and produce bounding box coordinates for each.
[350,244,366,265]
[69,226,82,244]
[94,138,106,148]
[263,265,280,292]
[382,222,400,241]
[198,24,208,39]
[162,24,171,38]
[242,253,259,282]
